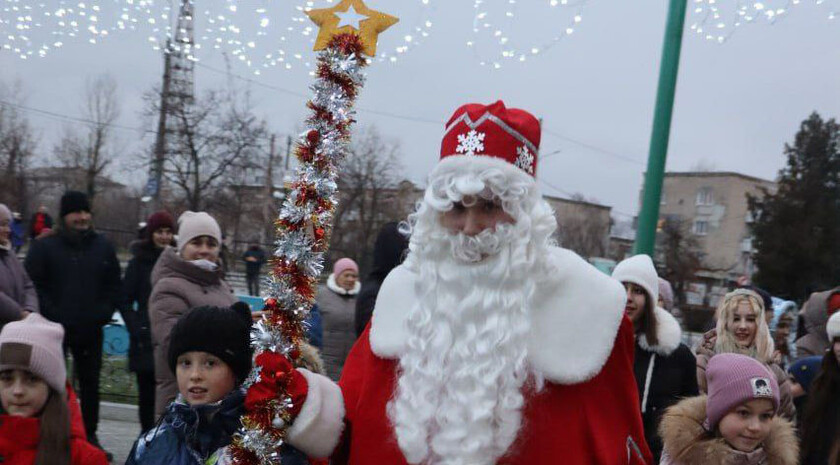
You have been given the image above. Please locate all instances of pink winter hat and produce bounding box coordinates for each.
[0,314,66,394]
[333,258,359,277]
[706,353,779,429]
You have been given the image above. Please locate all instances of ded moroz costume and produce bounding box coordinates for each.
[277,101,652,465]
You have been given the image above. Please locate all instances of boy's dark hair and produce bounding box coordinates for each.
[168,303,253,383]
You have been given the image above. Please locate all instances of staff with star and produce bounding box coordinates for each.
[229,1,396,464]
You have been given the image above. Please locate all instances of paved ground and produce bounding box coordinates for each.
[97,403,142,464]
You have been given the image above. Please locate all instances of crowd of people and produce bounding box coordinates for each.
[0,100,838,464]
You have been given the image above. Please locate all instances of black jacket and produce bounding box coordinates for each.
[354,222,408,337]
[122,240,163,373]
[632,307,699,463]
[24,228,123,337]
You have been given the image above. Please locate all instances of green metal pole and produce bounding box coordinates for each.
[634,0,688,256]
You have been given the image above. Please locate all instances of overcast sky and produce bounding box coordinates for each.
[2,1,839,219]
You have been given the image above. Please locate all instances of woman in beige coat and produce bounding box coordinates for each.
[148,211,236,417]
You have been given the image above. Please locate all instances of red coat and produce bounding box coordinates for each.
[286,247,653,465]
[330,318,650,465]
[0,386,107,465]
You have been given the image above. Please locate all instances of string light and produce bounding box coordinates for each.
[1,0,434,73]
[467,0,588,69]
[689,0,835,43]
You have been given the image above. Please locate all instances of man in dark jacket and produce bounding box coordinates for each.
[242,243,267,296]
[24,191,121,458]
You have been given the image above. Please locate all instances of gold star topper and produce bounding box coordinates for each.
[307,0,399,57]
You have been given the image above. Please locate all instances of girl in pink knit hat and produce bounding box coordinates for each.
[0,313,108,465]
[658,353,798,465]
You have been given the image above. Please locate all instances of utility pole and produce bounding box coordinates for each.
[264,134,277,243]
[634,0,688,256]
[284,135,293,172]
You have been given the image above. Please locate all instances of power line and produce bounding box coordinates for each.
[0,99,156,135]
[195,62,443,126]
[537,176,637,218]
[541,127,646,166]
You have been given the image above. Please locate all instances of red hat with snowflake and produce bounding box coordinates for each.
[439,100,541,178]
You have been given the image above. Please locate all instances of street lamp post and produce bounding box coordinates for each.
[634,0,688,256]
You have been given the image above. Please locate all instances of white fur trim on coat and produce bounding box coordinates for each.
[326,273,361,296]
[637,306,683,356]
[369,246,626,385]
[285,368,345,458]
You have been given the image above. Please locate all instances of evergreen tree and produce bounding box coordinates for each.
[749,112,840,300]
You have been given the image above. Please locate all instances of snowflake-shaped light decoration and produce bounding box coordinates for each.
[456,129,486,156]
[515,145,535,175]
[467,0,589,69]
[689,0,799,43]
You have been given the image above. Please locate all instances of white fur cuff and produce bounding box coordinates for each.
[285,368,346,458]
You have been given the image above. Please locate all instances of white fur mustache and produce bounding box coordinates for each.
[447,224,516,263]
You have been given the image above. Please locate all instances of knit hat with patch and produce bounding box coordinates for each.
[612,254,659,305]
[168,303,253,383]
[705,353,780,429]
[176,211,222,253]
[0,314,66,394]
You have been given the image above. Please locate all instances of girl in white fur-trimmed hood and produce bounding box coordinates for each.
[613,254,699,463]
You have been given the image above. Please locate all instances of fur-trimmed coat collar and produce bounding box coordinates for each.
[326,273,360,296]
[659,395,799,465]
[638,306,682,356]
[369,246,626,385]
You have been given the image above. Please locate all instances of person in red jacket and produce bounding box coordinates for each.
[0,313,107,465]
[275,101,651,465]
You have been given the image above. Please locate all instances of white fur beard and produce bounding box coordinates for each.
[388,227,535,465]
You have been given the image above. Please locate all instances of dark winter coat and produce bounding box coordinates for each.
[24,228,122,337]
[10,219,24,250]
[633,307,699,463]
[0,246,38,327]
[148,246,236,417]
[795,288,837,359]
[316,274,359,381]
[0,386,108,465]
[306,303,323,350]
[122,240,164,373]
[241,247,266,276]
[354,222,408,337]
[127,389,308,465]
[658,395,799,465]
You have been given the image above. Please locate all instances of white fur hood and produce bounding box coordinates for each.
[326,273,360,296]
[638,306,683,356]
[369,246,626,385]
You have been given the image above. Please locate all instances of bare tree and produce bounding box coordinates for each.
[656,216,704,306]
[0,80,37,212]
[328,126,409,273]
[143,87,268,211]
[53,74,121,202]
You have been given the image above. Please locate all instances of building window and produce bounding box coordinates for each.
[696,187,713,206]
[693,220,709,236]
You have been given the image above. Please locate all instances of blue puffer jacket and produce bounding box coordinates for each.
[126,388,308,465]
